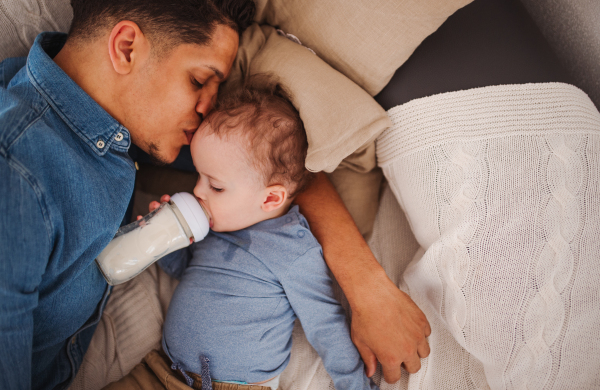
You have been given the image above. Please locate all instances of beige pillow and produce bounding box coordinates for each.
[224,24,391,173]
[254,0,474,96]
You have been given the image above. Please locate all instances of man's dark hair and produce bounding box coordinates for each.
[203,74,315,198]
[68,0,255,48]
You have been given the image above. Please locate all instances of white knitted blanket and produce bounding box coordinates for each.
[375,82,600,389]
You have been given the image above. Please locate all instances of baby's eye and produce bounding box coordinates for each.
[210,185,223,193]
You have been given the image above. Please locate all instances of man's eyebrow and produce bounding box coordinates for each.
[204,65,225,80]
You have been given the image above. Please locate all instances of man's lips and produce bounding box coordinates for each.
[184,130,196,145]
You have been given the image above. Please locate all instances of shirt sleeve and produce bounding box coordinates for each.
[0,158,51,390]
[281,247,379,390]
[0,57,26,88]
[157,246,193,280]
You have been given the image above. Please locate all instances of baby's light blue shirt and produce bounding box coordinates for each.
[159,205,378,390]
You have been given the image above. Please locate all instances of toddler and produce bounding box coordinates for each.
[158,78,379,390]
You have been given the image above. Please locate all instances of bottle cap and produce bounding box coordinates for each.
[170,192,210,242]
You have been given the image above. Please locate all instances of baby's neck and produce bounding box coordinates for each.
[263,200,293,221]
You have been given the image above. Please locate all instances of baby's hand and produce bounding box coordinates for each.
[136,194,171,220]
[136,194,192,244]
[149,194,170,213]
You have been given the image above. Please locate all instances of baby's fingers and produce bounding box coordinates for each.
[160,194,171,203]
[148,200,162,213]
[148,194,170,213]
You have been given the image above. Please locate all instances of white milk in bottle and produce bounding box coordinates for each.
[96,192,210,285]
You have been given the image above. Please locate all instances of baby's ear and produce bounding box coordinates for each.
[261,185,288,213]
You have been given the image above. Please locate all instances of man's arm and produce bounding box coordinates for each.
[0,159,50,390]
[295,172,431,383]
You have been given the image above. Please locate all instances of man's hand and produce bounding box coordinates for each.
[350,270,431,383]
[294,172,431,384]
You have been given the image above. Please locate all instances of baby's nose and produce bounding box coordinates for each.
[193,185,205,200]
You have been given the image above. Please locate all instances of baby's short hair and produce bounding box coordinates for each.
[203,75,315,197]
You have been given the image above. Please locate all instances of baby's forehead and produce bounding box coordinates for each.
[194,127,260,170]
[196,123,250,149]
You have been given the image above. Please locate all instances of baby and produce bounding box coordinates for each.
[158,78,379,390]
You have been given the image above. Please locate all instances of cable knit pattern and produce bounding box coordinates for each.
[435,140,488,346]
[0,0,72,61]
[375,83,600,390]
[507,134,585,389]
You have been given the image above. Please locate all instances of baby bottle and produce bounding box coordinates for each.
[96,192,210,285]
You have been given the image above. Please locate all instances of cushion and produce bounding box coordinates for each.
[327,166,383,240]
[254,0,474,96]
[376,82,600,388]
[374,0,572,110]
[0,0,71,61]
[225,24,391,173]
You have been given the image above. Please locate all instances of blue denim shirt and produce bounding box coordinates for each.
[0,33,136,390]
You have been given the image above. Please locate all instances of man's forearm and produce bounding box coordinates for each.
[294,172,387,305]
[295,172,431,382]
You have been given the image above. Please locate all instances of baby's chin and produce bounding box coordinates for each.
[210,219,263,233]
[210,224,241,233]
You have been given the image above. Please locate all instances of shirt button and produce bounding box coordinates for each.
[286,217,293,223]
[297,230,305,238]
[115,132,124,142]
[96,140,105,149]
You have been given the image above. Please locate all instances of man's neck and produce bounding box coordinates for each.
[53,39,123,123]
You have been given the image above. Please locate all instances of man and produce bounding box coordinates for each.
[0,1,249,388]
[0,0,429,389]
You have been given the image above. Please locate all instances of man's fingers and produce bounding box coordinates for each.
[136,215,142,221]
[417,336,431,359]
[402,356,422,374]
[355,340,377,378]
[160,194,170,203]
[381,359,402,384]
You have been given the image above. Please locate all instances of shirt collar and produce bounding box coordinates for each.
[26,32,130,155]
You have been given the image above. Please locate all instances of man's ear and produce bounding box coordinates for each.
[261,185,288,213]
[108,21,150,75]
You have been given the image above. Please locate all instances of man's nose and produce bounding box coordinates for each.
[196,99,211,119]
[196,89,217,119]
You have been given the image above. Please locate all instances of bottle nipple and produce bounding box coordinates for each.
[170,192,210,242]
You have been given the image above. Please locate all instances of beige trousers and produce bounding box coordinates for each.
[102,349,269,390]
[69,263,179,390]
